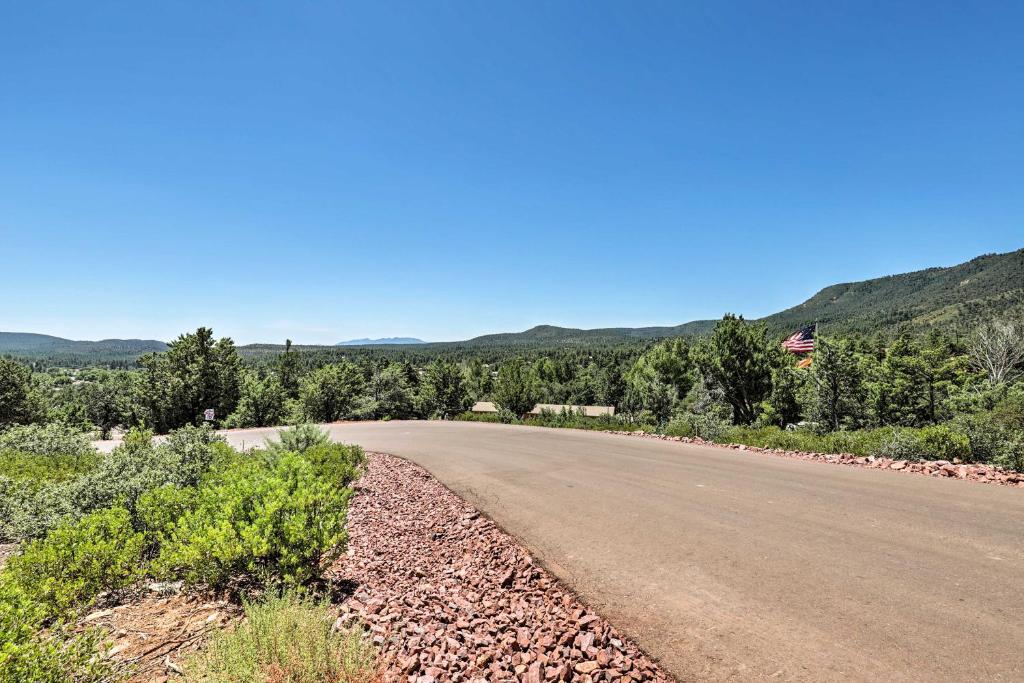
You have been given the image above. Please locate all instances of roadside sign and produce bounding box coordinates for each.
[203,409,215,421]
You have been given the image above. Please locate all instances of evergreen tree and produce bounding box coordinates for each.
[228,370,287,428]
[420,360,470,419]
[812,337,866,431]
[693,315,779,424]
[492,359,538,416]
[359,364,414,419]
[298,361,364,422]
[277,339,301,399]
[0,358,43,428]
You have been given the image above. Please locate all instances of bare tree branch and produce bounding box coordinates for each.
[969,319,1024,384]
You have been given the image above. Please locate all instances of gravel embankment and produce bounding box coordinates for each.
[608,431,1024,488]
[331,453,671,683]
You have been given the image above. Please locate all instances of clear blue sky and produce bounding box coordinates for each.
[2,2,1021,344]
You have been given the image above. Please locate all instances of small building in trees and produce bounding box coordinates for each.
[529,404,616,418]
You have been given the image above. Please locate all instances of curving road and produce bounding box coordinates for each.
[101,421,1024,681]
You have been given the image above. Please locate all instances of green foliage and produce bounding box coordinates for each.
[622,340,693,424]
[2,506,145,621]
[0,451,100,488]
[277,339,302,399]
[811,337,866,431]
[0,423,94,457]
[226,370,287,428]
[299,443,366,489]
[73,425,225,517]
[464,358,493,402]
[492,359,537,416]
[0,425,225,542]
[693,315,781,424]
[265,423,331,456]
[138,327,243,432]
[0,580,113,683]
[77,370,142,439]
[357,364,414,420]
[420,360,470,419]
[183,590,376,683]
[0,358,44,428]
[953,410,1024,471]
[299,362,364,422]
[137,484,196,549]
[871,427,923,460]
[915,424,971,461]
[761,365,806,427]
[152,452,352,589]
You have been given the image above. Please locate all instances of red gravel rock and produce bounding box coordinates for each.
[331,453,672,682]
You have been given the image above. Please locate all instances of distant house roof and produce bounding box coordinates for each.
[528,404,615,417]
[471,401,499,413]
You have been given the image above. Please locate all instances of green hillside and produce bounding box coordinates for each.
[0,332,167,363]
[4,248,1021,364]
[456,248,1023,345]
[760,248,1023,335]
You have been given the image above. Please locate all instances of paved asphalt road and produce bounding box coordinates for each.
[99,421,1024,681]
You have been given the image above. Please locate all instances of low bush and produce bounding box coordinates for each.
[870,428,921,460]
[152,452,352,590]
[183,590,376,683]
[955,412,1024,471]
[299,443,366,489]
[0,423,94,458]
[455,411,504,424]
[915,424,971,462]
[2,506,145,621]
[663,415,695,438]
[0,424,228,543]
[0,477,79,542]
[0,581,113,683]
[0,450,100,487]
[264,423,331,456]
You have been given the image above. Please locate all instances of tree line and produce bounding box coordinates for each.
[2,317,1022,464]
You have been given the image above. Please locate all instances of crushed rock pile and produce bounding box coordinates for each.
[331,452,672,683]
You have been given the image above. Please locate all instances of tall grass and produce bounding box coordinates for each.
[184,590,377,683]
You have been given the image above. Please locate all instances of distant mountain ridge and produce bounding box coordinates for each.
[335,337,426,346]
[452,247,1023,346]
[0,332,167,359]
[3,248,1021,360]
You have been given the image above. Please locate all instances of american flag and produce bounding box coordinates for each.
[782,325,815,354]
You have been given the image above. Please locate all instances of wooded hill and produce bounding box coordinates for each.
[0,333,167,365]
[432,247,1023,345]
[3,247,1021,365]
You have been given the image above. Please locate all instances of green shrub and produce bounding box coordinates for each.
[0,423,94,458]
[0,477,79,542]
[454,411,503,424]
[0,581,113,683]
[153,452,351,589]
[0,450,100,487]
[50,424,228,531]
[3,506,145,621]
[137,484,197,549]
[663,415,696,438]
[916,424,971,461]
[183,590,376,683]
[265,423,332,455]
[991,390,1024,431]
[300,443,366,489]
[869,428,921,461]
